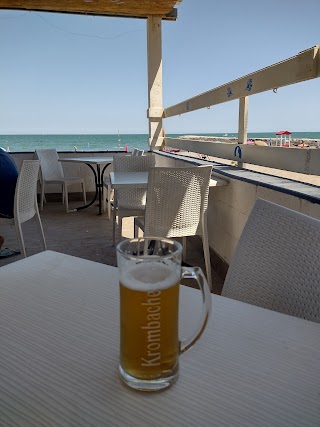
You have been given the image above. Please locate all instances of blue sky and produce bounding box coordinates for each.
[0,0,319,134]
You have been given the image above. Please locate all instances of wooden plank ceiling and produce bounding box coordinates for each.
[0,0,182,20]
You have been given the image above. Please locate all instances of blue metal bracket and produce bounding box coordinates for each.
[234,145,242,159]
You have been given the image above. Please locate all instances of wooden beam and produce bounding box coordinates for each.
[164,46,320,117]
[147,17,163,149]
[0,0,180,20]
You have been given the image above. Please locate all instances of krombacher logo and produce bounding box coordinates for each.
[140,290,161,366]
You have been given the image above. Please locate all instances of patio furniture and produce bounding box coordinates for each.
[103,150,145,219]
[222,198,320,323]
[0,160,46,257]
[110,171,149,189]
[35,148,87,213]
[0,250,319,426]
[59,156,113,215]
[112,154,155,244]
[134,165,213,289]
[132,148,145,156]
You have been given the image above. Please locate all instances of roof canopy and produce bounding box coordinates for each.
[276,130,292,135]
[0,0,182,20]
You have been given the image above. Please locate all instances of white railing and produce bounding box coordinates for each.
[161,45,320,175]
[163,138,320,175]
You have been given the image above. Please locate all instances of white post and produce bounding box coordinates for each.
[147,17,163,150]
[238,96,248,144]
[237,96,248,167]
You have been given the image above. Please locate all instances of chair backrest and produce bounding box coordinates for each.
[222,198,320,323]
[14,160,41,223]
[132,148,144,156]
[113,154,155,172]
[143,165,212,238]
[113,155,155,210]
[35,148,64,180]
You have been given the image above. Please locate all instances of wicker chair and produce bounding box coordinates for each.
[102,171,114,220]
[134,165,213,289]
[112,154,155,244]
[103,150,145,219]
[35,148,86,213]
[222,198,320,323]
[132,148,145,156]
[0,160,47,257]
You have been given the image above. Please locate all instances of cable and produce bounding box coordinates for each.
[34,12,143,41]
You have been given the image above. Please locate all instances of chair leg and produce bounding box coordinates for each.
[62,185,65,205]
[82,181,87,204]
[134,219,139,238]
[202,235,212,291]
[112,193,117,246]
[118,215,123,241]
[107,186,112,220]
[182,236,187,260]
[40,181,45,211]
[103,185,113,219]
[102,186,107,214]
[35,211,47,251]
[64,184,69,213]
[14,220,26,258]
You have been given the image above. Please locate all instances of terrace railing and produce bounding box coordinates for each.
[160,45,320,176]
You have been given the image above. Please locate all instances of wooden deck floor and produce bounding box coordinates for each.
[0,200,224,294]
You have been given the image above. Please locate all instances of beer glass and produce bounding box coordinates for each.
[117,237,212,391]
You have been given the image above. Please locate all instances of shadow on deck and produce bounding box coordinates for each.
[0,200,224,294]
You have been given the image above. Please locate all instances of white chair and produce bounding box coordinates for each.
[0,160,47,258]
[132,148,145,156]
[35,148,86,213]
[134,165,213,289]
[102,149,145,219]
[112,154,155,245]
[102,168,114,220]
[222,198,320,323]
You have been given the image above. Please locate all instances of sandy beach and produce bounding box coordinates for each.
[181,135,320,148]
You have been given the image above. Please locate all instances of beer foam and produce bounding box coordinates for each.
[120,261,180,291]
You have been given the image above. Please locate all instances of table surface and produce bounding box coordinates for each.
[110,171,228,189]
[0,251,319,427]
[59,156,114,165]
[110,171,149,188]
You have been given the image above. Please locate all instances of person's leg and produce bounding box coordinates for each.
[0,235,4,251]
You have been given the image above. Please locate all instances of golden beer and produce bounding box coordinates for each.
[117,237,211,391]
[120,261,180,381]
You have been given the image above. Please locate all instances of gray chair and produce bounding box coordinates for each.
[0,160,47,257]
[134,165,213,289]
[132,148,144,156]
[222,198,320,323]
[36,148,86,213]
[103,149,145,219]
[112,154,155,244]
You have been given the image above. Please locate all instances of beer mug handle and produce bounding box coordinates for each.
[179,267,212,354]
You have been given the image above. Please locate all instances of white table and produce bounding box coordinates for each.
[0,251,319,427]
[110,171,228,189]
[110,171,149,189]
[59,157,113,215]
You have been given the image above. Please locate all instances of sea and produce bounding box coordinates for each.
[1,132,320,152]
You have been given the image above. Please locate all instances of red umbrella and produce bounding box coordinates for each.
[276,130,292,135]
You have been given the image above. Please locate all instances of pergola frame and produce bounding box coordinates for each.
[0,1,181,20]
[0,1,181,148]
